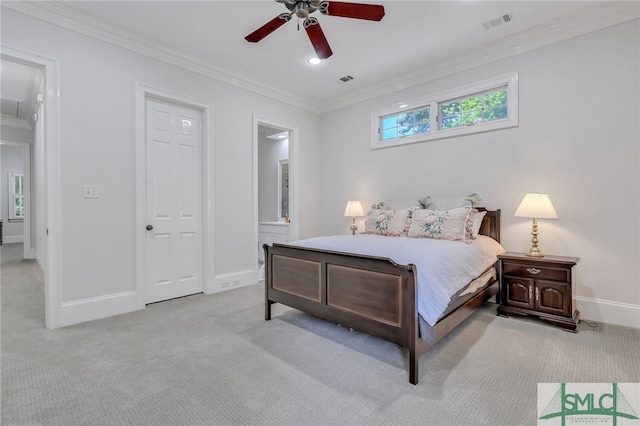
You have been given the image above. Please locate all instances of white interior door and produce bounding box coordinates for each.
[145,98,203,303]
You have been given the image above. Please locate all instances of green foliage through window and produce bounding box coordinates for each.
[439,87,507,129]
[381,107,430,140]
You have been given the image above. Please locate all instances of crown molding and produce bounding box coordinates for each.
[4,1,638,114]
[2,1,321,113]
[320,1,639,112]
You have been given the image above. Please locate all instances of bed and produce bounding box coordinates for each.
[263,208,501,384]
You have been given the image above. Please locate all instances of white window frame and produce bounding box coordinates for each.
[371,72,518,150]
[8,172,24,221]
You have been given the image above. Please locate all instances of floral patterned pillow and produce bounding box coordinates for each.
[408,207,475,242]
[365,208,413,236]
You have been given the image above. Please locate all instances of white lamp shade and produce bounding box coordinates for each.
[344,201,365,217]
[514,193,558,219]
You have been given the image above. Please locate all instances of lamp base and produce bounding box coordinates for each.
[525,250,544,258]
[526,218,544,257]
[350,217,358,235]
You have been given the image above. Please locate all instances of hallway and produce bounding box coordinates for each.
[1,242,45,332]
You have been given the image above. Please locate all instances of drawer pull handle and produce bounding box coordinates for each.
[527,267,541,275]
[529,285,533,301]
[535,287,539,302]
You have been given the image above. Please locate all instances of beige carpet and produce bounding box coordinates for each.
[2,243,639,425]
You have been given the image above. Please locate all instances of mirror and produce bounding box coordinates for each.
[277,160,289,220]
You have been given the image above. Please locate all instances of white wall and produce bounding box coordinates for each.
[1,8,321,325]
[317,20,639,328]
[2,7,636,329]
[1,145,24,242]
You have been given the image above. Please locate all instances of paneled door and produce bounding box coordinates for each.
[145,98,203,303]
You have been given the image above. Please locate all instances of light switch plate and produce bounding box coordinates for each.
[83,185,99,199]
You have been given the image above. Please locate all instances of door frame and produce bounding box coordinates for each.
[135,83,214,308]
[253,115,299,277]
[2,46,61,329]
[0,141,32,257]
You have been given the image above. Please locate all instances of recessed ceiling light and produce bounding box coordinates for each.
[307,57,322,65]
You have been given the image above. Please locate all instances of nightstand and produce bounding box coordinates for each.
[497,252,580,332]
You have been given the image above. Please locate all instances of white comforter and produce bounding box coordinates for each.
[288,234,505,326]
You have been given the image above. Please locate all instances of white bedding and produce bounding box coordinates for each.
[288,234,505,326]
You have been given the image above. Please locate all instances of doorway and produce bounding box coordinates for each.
[0,142,31,257]
[253,116,298,279]
[1,48,60,329]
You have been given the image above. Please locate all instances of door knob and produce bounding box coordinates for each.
[146,225,153,231]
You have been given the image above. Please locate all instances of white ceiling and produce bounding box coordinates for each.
[2,1,638,120]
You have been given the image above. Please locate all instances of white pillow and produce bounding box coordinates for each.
[470,210,487,239]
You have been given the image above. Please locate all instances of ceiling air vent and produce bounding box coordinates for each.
[482,13,513,30]
[339,75,354,83]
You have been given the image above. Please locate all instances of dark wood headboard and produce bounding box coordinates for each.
[477,208,501,243]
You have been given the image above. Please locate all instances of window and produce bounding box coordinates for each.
[439,87,508,129]
[371,72,518,149]
[381,106,430,140]
[8,173,24,221]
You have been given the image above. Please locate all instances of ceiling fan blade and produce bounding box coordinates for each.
[245,13,292,43]
[319,1,385,21]
[303,17,333,59]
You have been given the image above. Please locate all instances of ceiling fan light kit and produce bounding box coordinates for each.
[245,0,385,59]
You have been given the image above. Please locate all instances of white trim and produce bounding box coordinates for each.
[60,291,137,327]
[1,46,61,330]
[3,1,318,114]
[0,115,32,129]
[213,269,259,293]
[321,2,640,112]
[4,1,637,114]
[371,72,518,150]
[135,83,215,309]
[0,140,32,259]
[252,115,300,279]
[575,296,640,330]
[2,236,24,244]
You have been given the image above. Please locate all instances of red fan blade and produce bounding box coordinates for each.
[245,13,292,43]
[303,17,333,59]
[319,1,385,21]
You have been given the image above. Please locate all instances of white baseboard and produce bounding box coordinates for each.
[575,296,640,329]
[2,235,24,244]
[209,269,259,294]
[60,291,139,327]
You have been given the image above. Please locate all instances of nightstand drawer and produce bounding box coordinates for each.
[502,263,569,281]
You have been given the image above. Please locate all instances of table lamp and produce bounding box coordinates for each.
[514,193,558,257]
[344,201,365,235]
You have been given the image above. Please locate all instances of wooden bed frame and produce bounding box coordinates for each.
[263,209,501,384]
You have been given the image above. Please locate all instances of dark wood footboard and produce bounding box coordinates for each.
[264,209,501,384]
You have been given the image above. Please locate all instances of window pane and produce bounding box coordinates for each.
[382,128,397,140]
[485,105,508,120]
[484,89,507,107]
[381,116,397,130]
[399,126,414,137]
[461,95,482,112]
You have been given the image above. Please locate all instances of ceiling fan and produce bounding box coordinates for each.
[245,0,385,60]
